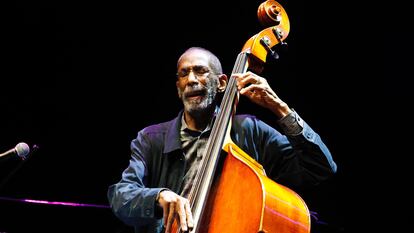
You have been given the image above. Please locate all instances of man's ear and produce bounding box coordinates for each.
[217,74,228,93]
[176,81,182,98]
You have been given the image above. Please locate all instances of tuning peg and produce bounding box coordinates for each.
[270,50,280,60]
[271,27,289,53]
[260,36,278,60]
[279,41,288,53]
[260,36,286,60]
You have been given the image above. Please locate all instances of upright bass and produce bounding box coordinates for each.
[173,1,311,232]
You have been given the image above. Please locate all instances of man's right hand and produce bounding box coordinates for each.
[157,190,194,233]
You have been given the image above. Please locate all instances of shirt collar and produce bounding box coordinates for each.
[164,107,219,155]
[180,106,219,134]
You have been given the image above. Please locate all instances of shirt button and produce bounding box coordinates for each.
[145,209,151,216]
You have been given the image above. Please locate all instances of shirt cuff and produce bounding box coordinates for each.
[156,188,170,202]
[277,109,304,136]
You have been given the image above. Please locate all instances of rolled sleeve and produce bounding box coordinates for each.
[277,110,304,136]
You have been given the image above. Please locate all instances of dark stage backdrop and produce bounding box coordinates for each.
[0,0,379,232]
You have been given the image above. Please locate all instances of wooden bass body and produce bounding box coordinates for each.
[197,143,310,233]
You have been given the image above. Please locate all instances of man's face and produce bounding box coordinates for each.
[176,51,219,116]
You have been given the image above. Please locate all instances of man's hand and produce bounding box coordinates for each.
[157,190,194,233]
[234,71,291,119]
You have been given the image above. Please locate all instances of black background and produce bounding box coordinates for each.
[0,0,395,232]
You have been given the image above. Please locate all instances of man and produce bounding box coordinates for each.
[107,47,337,233]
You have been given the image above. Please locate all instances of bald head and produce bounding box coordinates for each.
[177,47,223,75]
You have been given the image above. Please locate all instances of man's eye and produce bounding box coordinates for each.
[194,67,209,74]
[177,70,189,77]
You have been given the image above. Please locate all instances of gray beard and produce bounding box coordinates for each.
[180,82,218,117]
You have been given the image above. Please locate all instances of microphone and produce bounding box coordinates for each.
[0,142,30,160]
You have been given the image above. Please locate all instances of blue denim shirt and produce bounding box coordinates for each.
[107,110,337,233]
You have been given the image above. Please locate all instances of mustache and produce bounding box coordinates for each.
[183,88,207,98]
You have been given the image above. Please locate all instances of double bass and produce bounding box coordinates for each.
[173,1,311,232]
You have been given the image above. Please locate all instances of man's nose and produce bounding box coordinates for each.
[186,70,199,83]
